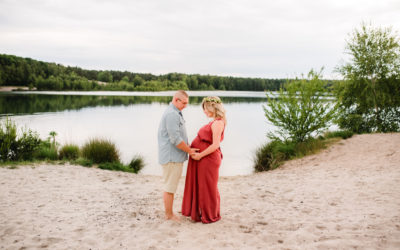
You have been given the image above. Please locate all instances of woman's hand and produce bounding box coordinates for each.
[191,152,202,161]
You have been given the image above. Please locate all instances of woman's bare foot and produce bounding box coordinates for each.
[165,213,181,222]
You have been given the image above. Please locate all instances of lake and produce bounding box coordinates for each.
[0,91,274,176]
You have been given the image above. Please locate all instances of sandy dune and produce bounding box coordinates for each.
[1,133,399,249]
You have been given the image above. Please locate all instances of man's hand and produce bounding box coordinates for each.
[188,148,199,156]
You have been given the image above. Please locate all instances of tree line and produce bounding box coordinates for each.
[0,54,289,91]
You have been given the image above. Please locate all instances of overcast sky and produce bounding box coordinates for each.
[1,0,399,79]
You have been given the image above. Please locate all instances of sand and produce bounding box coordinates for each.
[0,86,31,92]
[1,133,399,249]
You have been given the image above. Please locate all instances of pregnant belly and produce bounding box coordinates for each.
[190,136,210,152]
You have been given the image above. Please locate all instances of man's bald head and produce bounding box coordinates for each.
[172,90,189,111]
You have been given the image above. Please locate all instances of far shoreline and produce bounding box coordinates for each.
[0,86,32,92]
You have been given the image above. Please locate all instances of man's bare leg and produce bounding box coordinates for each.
[163,192,180,221]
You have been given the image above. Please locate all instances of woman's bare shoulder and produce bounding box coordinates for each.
[211,119,225,129]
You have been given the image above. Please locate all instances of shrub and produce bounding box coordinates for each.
[253,140,286,172]
[81,138,120,164]
[0,118,41,161]
[71,157,93,167]
[293,138,327,158]
[59,144,80,160]
[335,23,400,133]
[0,118,18,161]
[128,155,145,173]
[264,70,338,143]
[17,128,41,160]
[98,162,135,173]
[324,130,354,139]
[254,137,336,172]
[34,141,58,160]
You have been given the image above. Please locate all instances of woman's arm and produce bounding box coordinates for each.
[192,120,224,160]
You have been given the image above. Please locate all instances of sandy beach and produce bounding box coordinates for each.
[1,133,399,249]
[0,86,31,92]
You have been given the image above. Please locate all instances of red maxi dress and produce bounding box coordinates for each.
[182,119,224,223]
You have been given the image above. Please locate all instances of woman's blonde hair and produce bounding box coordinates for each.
[201,96,226,124]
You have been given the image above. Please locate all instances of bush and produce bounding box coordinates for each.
[293,138,327,158]
[17,128,41,160]
[71,157,93,167]
[34,142,58,160]
[59,144,80,160]
[0,118,18,161]
[253,141,286,172]
[335,24,400,133]
[98,162,135,173]
[81,138,120,164]
[324,130,354,139]
[254,137,335,172]
[0,118,41,161]
[264,70,338,143]
[128,155,145,173]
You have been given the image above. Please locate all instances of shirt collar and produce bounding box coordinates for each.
[170,102,182,116]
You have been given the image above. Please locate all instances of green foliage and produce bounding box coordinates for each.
[0,118,41,161]
[0,53,289,91]
[71,157,93,167]
[253,137,336,172]
[128,155,145,173]
[49,131,57,148]
[98,162,137,173]
[324,130,354,139]
[335,23,400,133]
[253,140,286,172]
[59,144,80,160]
[33,141,58,160]
[0,117,17,161]
[97,71,113,82]
[16,128,42,160]
[264,70,338,143]
[81,138,120,164]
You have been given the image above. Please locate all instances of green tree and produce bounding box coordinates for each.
[264,70,338,142]
[335,23,400,132]
[97,71,113,83]
[132,75,144,87]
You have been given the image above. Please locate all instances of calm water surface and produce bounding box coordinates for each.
[0,91,273,176]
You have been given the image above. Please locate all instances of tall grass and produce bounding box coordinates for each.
[59,144,80,160]
[254,132,349,172]
[81,138,120,164]
[128,155,145,173]
[324,130,354,139]
[0,121,145,174]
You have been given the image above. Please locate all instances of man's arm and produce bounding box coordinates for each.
[165,113,198,155]
[176,141,198,156]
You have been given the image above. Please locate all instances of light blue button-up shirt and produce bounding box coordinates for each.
[158,103,188,164]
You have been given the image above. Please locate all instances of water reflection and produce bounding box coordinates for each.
[0,91,271,176]
[0,92,266,116]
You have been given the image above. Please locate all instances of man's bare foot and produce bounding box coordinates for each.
[165,213,181,222]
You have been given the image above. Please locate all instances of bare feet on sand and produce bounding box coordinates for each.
[165,214,181,222]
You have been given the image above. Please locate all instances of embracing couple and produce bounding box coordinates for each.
[158,90,226,224]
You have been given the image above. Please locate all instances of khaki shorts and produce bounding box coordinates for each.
[162,162,183,194]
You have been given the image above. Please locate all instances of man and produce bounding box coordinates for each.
[158,90,198,221]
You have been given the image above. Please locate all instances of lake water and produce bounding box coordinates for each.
[0,91,274,176]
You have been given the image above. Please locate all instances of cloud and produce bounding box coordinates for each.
[1,0,399,78]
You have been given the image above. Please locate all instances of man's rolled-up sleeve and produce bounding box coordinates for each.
[165,113,183,146]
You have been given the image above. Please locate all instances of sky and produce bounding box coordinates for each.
[1,0,399,79]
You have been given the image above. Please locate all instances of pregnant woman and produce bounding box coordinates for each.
[182,96,226,224]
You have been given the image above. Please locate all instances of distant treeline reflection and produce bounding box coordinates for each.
[0,93,266,115]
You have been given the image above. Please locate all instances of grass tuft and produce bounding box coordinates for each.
[59,144,80,160]
[253,132,348,172]
[81,138,120,164]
